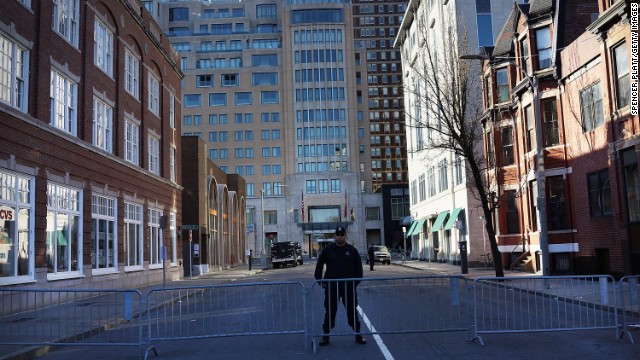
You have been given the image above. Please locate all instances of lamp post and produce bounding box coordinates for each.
[460,54,550,276]
[260,183,288,269]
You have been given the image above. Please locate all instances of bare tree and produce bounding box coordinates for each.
[401,21,504,277]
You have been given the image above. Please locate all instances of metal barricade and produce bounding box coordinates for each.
[145,281,307,359]
[0,288,144,351]
[471,275,619,346]
[619,275,640,344]
[309,276,471,352]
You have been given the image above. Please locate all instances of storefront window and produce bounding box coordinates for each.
[0,170,33,283]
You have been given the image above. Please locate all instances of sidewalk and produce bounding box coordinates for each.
[391,257,531,278]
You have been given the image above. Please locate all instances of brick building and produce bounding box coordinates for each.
[479,0,636,276]
[0,0,183,289]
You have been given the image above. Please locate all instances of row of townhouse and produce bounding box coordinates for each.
[482,0,636,277]
[0,0,247,290]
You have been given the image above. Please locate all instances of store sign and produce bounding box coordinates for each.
[0,206,14,220]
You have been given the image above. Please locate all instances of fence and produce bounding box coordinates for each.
[0,288,144,351]
[309,276,472,352]
[1,275,638,358]
[144,282,307,359]
[471,275,619,346]
[619,275,640,344]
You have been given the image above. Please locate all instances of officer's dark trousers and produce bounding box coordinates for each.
[322,281,361,334]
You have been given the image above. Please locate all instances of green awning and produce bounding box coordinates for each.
[410,218,426,236]
[443,208,463,230]
[404,221,418,236]
[431,211,449,232]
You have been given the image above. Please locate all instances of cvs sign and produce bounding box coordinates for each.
[0,206,14,221]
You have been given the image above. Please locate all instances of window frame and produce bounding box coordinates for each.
[50,68,78,135]
[94,18,113,76]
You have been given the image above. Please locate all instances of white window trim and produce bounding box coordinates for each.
[94,18,114,77]
[90,193,118,275]
[124,49,140,100]
[148,207,163,269]
[0,32,30,112]
[124,201,144,271]
[124,117,140,165]
[46,182,83,280]
[148,71,160,116]
[148,134,160,175]
[52,0,80,47]
[50,67,78,136]
[92,95,113,153]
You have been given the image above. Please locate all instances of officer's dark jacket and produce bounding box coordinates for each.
[314,242,363,280]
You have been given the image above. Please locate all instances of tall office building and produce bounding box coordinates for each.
[149,0,385,257]
[352,0,411,250]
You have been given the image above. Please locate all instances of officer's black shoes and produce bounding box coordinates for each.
[355,335,367,345]
[319,336,330,346]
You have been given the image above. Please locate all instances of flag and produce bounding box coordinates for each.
[343,192,347,221]
[301,191,305,223]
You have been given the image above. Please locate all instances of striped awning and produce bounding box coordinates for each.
[443,208,463,230]
[409,218,426,236]
[431,211,449,232]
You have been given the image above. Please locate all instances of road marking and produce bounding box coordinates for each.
[357,305,394,360]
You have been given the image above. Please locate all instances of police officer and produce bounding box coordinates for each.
[314,226,366,346]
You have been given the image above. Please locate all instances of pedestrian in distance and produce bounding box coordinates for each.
[367,244,375,271]
[314,226,366,346]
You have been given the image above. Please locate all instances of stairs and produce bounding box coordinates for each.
[510,251,536,273]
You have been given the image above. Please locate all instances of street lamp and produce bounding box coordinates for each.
[260,183,288,269]
[460,54,550,276]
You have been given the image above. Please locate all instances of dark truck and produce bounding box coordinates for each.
[271,241,303,268]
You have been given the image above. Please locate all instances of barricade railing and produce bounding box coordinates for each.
[619,275,640,344]
[144,281,307,359]
[309,276,471,352]
[471,275,619,346]
[0,288,144,352]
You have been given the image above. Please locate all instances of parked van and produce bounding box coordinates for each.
[271,241,303,268]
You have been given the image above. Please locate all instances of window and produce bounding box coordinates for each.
[125,119,139,165]
[256,4,277,18]
[234,92,252,105]
[525,106,535,152]
[536,27,552,70]
[613,42,629,109]
[184,94,201,107]
[221,73,239,86]
[94,18,113,76]
[169,93,175,129]
[196,75,213,87]
[548,176,568,230]
[588,170,611,217]
[148,208,162,267]
[0,170,33,281]
[124,50,139,99]
[520,37,529,75]
[93,97,113,153]
[365,207,380,221]
[148,135,160,175]
[169,7,189,21]
[475,0,493,47]
[319,179,329,193]
[502,126,514,165]
[438,159,448,192]
[0,33,28,111]
[306,180,317,193]
[252,54,278,67]
[496,68,509,103]
[209,93,227,106]
[148,72,160,116]
[543,99,559,146]
[169,212,177,265]
[505,190,519,233]
[261,91,279,104]
[622,148,640,222]
[169,146,176,182]
[124,202,143,268]
[427,167,436,197]
[580,82,604,132]
[455,156,463,185]
[53,0,79,47]
[331,179,341,193]
[46,183,81,275]
[252,72,278,86]
[50,68,78,135]
[91,194,116,270]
